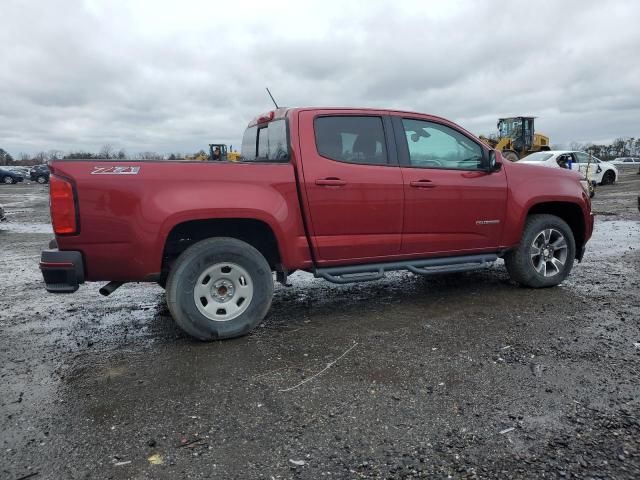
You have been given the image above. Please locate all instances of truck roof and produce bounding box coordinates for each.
[248,106,465,130]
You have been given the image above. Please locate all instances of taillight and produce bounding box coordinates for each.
[50,175,78,235]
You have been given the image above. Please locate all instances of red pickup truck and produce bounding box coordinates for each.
[41,107,594,340]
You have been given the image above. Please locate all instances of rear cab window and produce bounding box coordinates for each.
[241,119,289,162]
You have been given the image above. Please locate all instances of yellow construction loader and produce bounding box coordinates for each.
[480,117,551,162]
[209,144,241,162]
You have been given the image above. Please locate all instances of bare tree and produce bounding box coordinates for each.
[627,138,635,156]
[99,144,114,159]
[137,151,163,160]
[0,148,14,165]
[64,151,95,159]
[585,144,599,157]
[47,149,63,160]
[612,138,627,157]
[116,148,127,160]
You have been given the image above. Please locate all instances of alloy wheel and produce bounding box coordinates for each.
[530,228,568,277]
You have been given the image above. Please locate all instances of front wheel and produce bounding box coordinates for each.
[504,214,576,288]
[3,176,14,184]
[166,237,273,341]
[600,170,615,185]
[36,175,48,184]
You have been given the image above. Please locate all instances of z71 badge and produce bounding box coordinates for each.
[91,166,140,175]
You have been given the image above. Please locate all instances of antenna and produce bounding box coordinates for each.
[266,87,279,109]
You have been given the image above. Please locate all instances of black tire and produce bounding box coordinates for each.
[502,150,519,162]
[166,237,273,341]
[3,176,14,184]
[600,170,615,186]
[504,214,576,288]
[36,175,48,184]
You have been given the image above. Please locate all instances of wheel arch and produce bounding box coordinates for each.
[160,218,282,283]
[526,202,585,259]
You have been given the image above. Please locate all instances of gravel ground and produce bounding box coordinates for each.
[1,173,639,480]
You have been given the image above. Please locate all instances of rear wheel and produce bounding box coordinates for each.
[502,150,519,162]
[504,214,575,288]
[36,175,47,184]
[166,237,273,340]
[3,176,14,184]
[601,170,615,185]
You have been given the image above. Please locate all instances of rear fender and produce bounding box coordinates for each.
[156,183,308,270]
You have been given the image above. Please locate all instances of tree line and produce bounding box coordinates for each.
[566,137,640,160]
[0,144,204,166]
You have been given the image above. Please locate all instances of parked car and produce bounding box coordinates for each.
[29,164,50,184]
[5,166,30,176]
[0,167,25,184]
[610,157,640,165]
[519,151,618,185]
[40,107,594,341]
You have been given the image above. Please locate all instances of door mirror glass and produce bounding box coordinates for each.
[488,150,497,171]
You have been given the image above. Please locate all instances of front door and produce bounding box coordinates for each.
[393,116,508,255]
[298,112,404,264]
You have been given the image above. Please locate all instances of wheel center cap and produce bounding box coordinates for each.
[543,248,550,257]
[212,280,234,302]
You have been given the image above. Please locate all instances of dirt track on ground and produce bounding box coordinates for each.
[1,173,639,479]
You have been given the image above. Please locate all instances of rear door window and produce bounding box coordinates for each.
[314,116,388,165]
[240,120,289,162]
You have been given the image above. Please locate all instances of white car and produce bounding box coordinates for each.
[610,157,640,166]
[519,151,618,185]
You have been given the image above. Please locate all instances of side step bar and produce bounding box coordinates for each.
[314,254,498,284]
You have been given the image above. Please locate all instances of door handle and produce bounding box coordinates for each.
[315,178,347,187]
[409,180,436,188]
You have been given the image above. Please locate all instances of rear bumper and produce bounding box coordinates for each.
[40,248,85,293]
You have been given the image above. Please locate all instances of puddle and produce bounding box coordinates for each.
[0,222,53,234]
[586,219,640,257]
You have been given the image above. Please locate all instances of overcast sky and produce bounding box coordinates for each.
[1,0,639,156]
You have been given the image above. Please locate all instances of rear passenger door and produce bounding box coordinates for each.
[298,111,404,263]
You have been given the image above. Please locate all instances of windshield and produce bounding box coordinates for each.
[498,118,521,138]
[522,152,553,162]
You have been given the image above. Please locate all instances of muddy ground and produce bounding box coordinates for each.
[1,173,639,480]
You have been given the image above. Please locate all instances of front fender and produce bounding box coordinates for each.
[501,162,591,247]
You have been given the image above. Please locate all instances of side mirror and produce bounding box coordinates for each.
[487,150,501,172]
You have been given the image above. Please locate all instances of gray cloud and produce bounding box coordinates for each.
[1,0,639,155]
